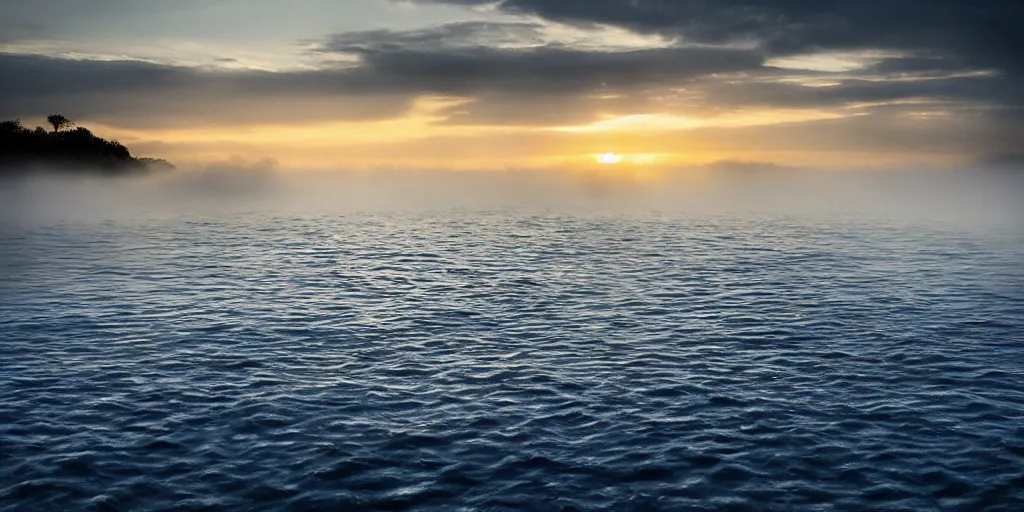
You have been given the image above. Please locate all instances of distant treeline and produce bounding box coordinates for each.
[0,115,173,175]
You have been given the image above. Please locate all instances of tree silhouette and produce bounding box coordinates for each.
[1,115,173,174]
[46,114,74,133]
[0,119,24,133]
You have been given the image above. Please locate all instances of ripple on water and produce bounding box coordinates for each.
[1,211,1023,511]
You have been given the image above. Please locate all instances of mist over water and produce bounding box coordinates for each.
[2,165,1023,226]
[2,166,1024,511]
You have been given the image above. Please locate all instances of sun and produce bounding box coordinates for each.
[596,152,623,165]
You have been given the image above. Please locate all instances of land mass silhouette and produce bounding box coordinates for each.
[0,115,174,175]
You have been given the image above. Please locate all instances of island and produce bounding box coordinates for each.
[0,115,174,175]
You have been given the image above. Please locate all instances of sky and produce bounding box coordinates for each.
[1,0,1022,171]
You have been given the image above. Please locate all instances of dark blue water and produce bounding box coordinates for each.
[2,211,1023,511]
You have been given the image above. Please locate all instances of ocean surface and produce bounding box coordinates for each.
[2,206,1024,511]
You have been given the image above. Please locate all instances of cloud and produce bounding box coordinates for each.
[0,26,766,128]
[408,1,1024,65]
[402,1,1024,116]
[0,52,414,127]
[0,18,1014,124]
[319,28,765,95]
[2,4,1023,164]
[319,21,547,52]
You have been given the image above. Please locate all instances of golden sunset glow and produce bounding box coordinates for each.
[1,0,1015,172]
[65,98,952,172]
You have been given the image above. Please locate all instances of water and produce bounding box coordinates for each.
[2,209,1023,511]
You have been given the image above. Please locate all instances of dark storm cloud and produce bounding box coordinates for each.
[702,75,1017,110]
[396,1,1024,129]
[310,21,765,124]
[320,21,547,52]
[2,0,1022,152]
[333,44,765,96]
[0,22,765,126]
[335,6,1023,112]
[314,21,764,96]
[409,0,1024,68]
[0,53,414,127]
[403,0,1024,125]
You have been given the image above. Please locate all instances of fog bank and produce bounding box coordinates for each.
[1,164,1022,231]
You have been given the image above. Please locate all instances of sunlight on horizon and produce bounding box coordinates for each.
[67,100,877,171]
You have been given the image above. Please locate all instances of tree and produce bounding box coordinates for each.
[46,114,74,133]
[1,115,170,174]
[0,119,24,132]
